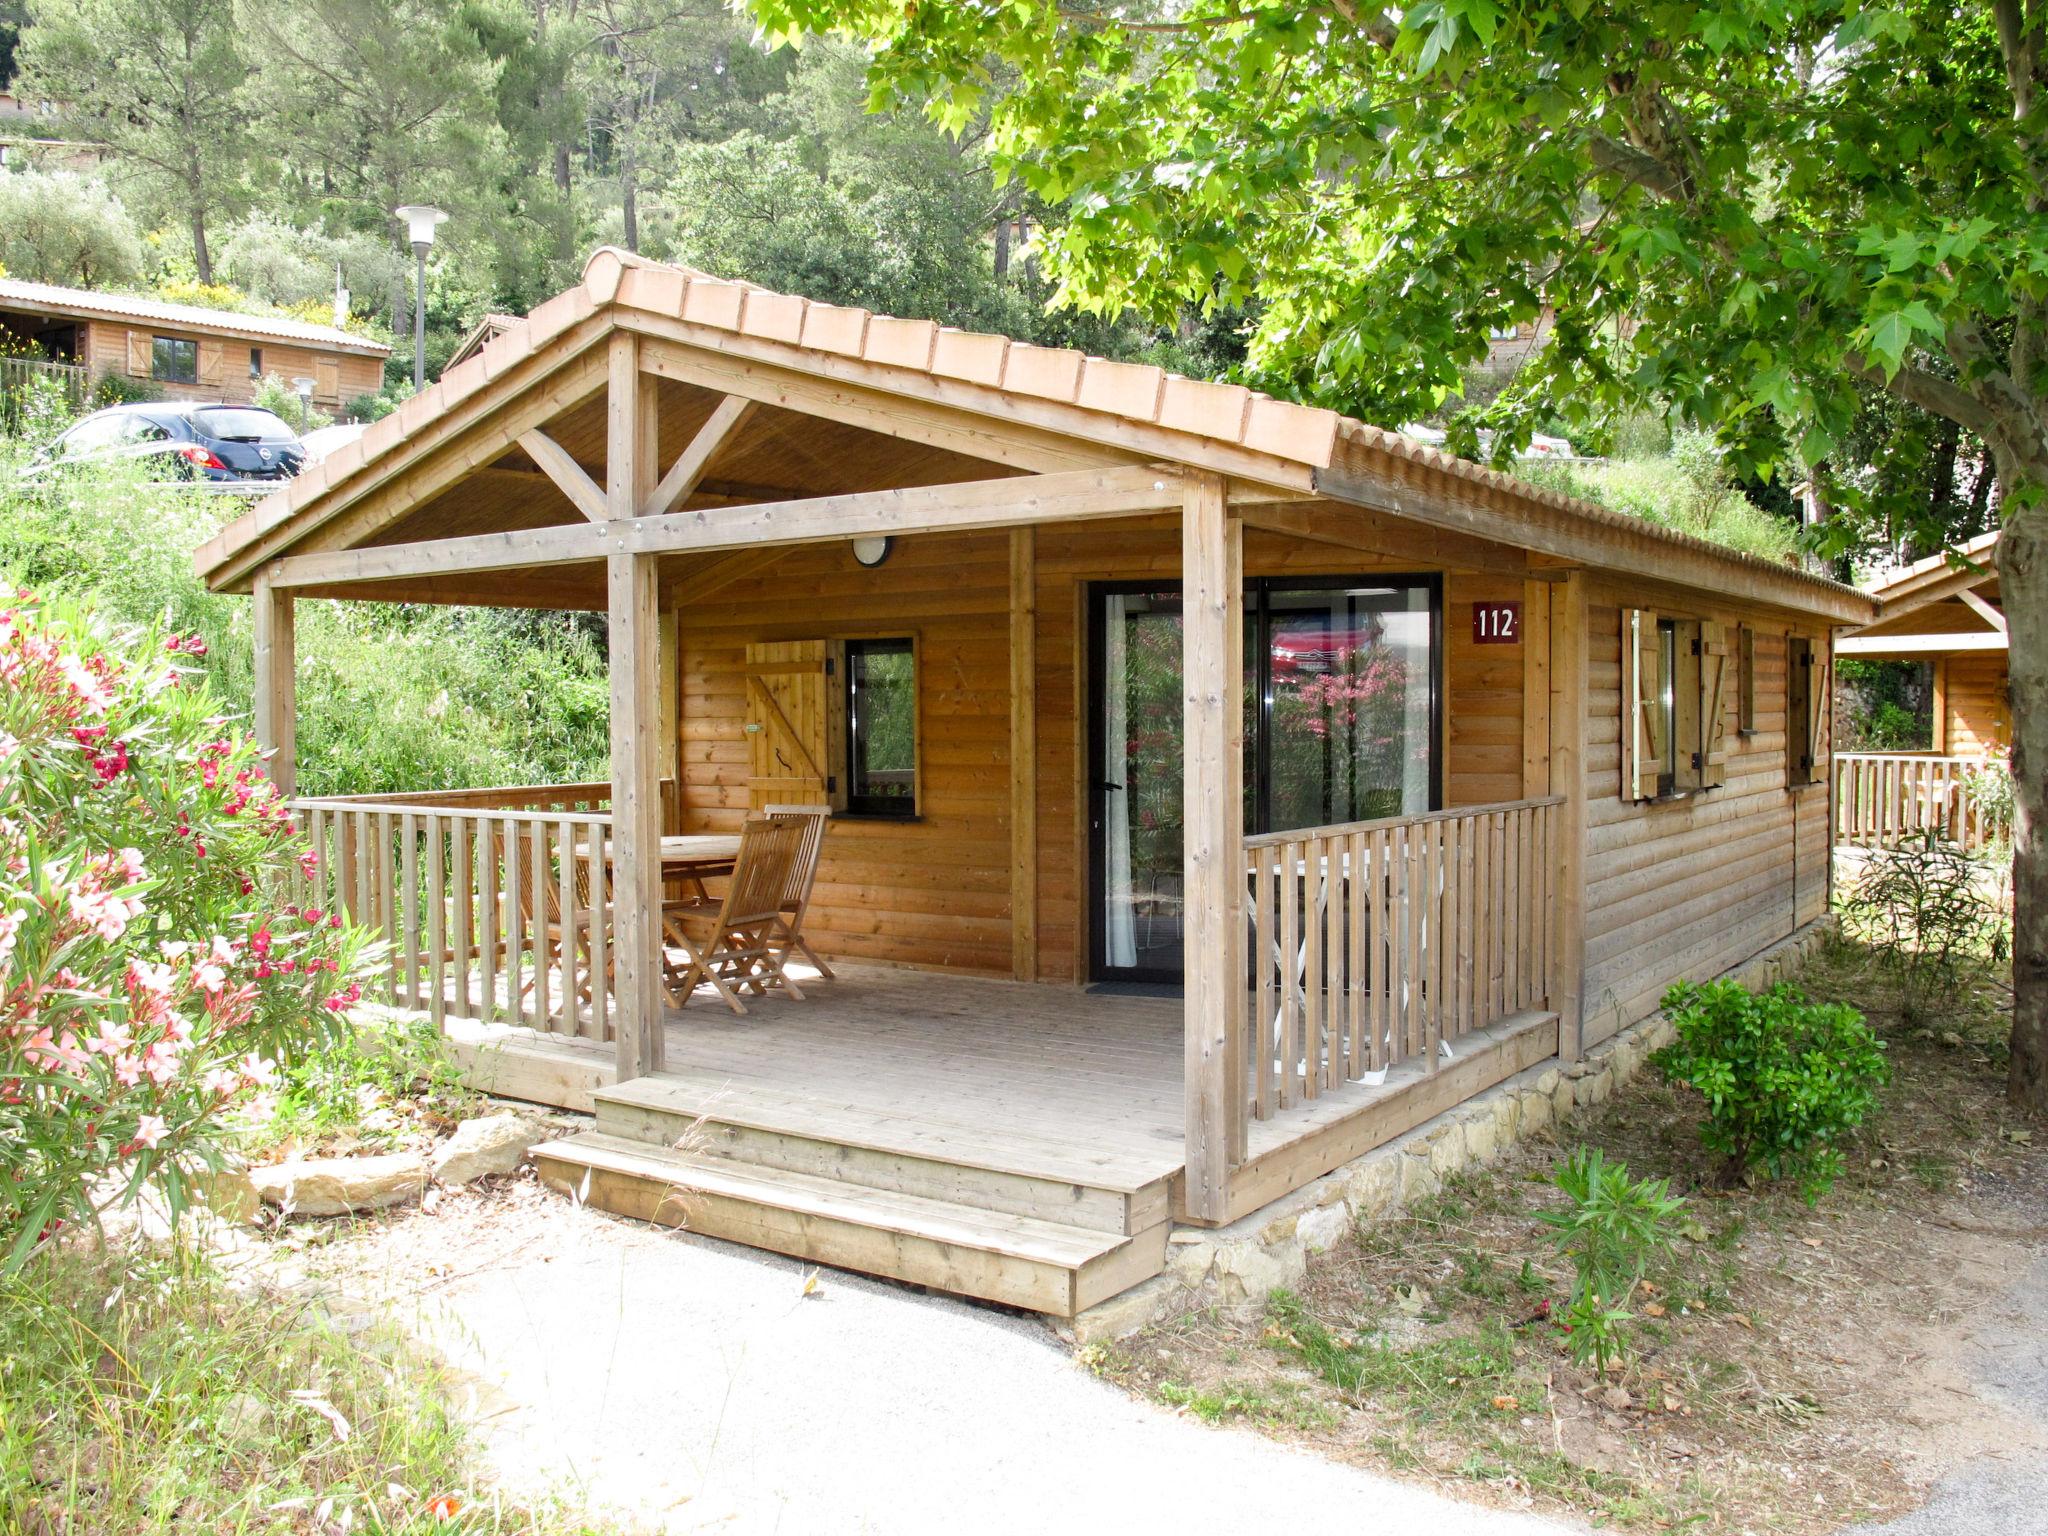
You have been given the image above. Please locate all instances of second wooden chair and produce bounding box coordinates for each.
[660,816,807,1014]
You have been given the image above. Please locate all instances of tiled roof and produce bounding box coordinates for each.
[203,248,1873,618]
[0,277,390,355]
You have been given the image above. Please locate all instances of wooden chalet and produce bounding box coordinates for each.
[197,249,1877,1318]
[1835,531,2009,852]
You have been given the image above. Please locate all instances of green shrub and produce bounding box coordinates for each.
[1838,835,2009,1019]
[0,592,372,1267]
[1536,1148,1683,1374]
[1653,980,1888,1200]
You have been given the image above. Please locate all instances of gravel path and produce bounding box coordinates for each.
[357,1191,1582,1536]
[1857,1249,2048,1536]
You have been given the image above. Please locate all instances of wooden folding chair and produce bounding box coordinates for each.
[761,803,834,980]
[660,817,806,1014]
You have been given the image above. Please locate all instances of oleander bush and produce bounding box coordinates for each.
[0,591,370,1267]
[1537,1146,1684,1374]
[1653,979,1888,1201]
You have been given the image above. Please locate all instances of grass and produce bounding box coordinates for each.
[1105,939,2042,1534]
[0,1245,612,1534]
[0,438,611,797]
[249,1011,480,1161]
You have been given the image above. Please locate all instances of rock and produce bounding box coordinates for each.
[1399,1151,1438,1204]
[1066,1275,1180,1344]
[1464,1115,1499,1165]
[1297,1203,1350,1255]
[193,1161,260,1225]
[251,1152,427,1216]
[1165,1237,1217,1288]
[217,1392,272,1444]
[1600,1384,1633,1412]
[1520,1088,1554,1135]
[1210,1237,1305,1305]
[1344,1155,1400,1219]
[432,1112,543,1185]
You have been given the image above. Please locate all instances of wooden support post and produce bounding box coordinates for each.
[1009,527,1038,982]
[607,345,665,1080]
[1181,472,1244,1219]
[252,574,296,797]
[609,551,665,1082]
[1547,569,1587,1061]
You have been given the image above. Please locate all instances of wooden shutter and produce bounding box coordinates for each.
[1786,635,1814,784]
[198,339,225,387]
[125,329,151,376]
[1808,642,1831,778]
[1737,625,1756,733]
[743,640,844,810]
[1620,607,1661,801]
[1699,620,1730,788]
[314,357,341,401]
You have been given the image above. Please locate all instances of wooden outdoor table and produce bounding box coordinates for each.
[573,833,742,878]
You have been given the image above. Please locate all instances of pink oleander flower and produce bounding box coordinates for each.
[132,1114,167,1150]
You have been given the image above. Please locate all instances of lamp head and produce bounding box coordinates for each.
[394,204,448,250]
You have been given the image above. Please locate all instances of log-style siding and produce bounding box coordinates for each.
[675,515,1534,980]
[82,320,384,407]
[1942,654,2010,755]
[1580,584,1831,1038]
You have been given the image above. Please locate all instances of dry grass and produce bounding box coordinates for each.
[1098,937,2046,1532]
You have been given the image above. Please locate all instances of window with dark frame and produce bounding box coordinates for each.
[844,638,917,817]
[1737,625,1757,733]
[248,346,263,379]
[151,336,198,385]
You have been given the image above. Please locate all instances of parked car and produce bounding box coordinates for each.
[22,401,307,485]
[298,420,369,462]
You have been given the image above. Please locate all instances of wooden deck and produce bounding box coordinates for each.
[469,965,1558,1314]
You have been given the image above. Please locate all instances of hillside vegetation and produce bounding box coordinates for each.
[0,414,609,796]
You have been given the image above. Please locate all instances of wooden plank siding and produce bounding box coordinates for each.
[672,513,1536,981]
[1943,653,2010,755]
[81,319,384,407]
[1579,583,1832,1038]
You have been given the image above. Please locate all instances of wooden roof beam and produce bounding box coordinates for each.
[1957,586,2007,633]
[644,394,757,517]
[1838,631,2008,655]
[259,464,1195,591]
[517,430,608,523]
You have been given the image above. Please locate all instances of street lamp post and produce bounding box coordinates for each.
[393,205,447,392]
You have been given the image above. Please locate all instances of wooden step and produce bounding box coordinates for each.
[533,1132,1169,1317]
[592,1075,1171,1236]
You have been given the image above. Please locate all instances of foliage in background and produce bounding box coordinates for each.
[252,371,334,436]
[1654,981,1889,1201]
[0,592,370,1267]
[261,1011,474,1155]
[1536,1147,1683,1375]
[1839,837,2012,1020]
[0,168,144,287]
[0,443,611,796]
[1835,658,1936,752]
[0,1247,611,1532]
[1518,433,1801,563]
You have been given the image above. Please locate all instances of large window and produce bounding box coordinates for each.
[1090,577,1440,980]
[151,336,198,385]
[844,638,917,817]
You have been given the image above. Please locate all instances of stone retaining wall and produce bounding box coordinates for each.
[1067,918,1834,1343]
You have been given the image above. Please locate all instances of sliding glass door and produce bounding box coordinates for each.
[1088,577,1440,984]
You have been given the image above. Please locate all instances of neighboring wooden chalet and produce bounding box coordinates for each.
[1834,531,2009,851]
[0,278,389,409]
[196,249,1875,1317]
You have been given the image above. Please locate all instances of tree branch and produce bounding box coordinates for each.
[1586,132,1685,200]
[1853,356,2005,442]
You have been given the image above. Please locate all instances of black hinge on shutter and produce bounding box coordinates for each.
[824,657,835,676]
[1691,751,1702,770]
[1691,636,1702,656]
[827,774,837,793]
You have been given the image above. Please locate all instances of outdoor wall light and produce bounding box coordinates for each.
[852,535,893,568]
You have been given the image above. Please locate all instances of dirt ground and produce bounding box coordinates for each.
[1097,941,2048,1533]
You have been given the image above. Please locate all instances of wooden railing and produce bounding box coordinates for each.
[289,796,616,1041]
[0,354,89,417]
[1242,796,1564,1120]
[1833,752,2006,854]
